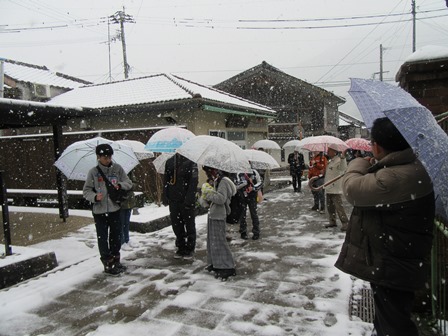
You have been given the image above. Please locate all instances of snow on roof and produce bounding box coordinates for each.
[339,118,350,126]
[4,59,90,89]
[405,45,448,63]
[49,74,275,114]
[169,74,275,113]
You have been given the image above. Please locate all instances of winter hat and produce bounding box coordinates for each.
[328,143,340,152]
[96,144,114,156]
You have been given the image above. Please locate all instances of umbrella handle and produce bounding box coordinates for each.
[309,173,345,191]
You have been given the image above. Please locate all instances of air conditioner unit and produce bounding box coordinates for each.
[32,83,51,98]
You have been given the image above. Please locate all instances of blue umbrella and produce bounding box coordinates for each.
[145,127,195,153]
[349,78,448,219]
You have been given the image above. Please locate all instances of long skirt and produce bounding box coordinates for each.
[207,217,235,269]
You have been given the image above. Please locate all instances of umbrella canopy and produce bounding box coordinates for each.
[298,135,349,153]
[282,139,302,149]
[345,138,371,152]
[176,135,251,173]
[116,140,154,160]
[243,149,280,170]
[54,137,139,181]
[152,153,174,174]
[349,78,448,219]
[252,139,281,150]
[145,127,195,153]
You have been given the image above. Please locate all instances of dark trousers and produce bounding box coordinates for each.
[291,172,303,191]
[169,202,196,253]
[239,193,260,235]
[371,283,418,336]
[93,210,122,262]
[311,177,325,210]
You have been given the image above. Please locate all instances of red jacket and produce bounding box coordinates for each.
[308,153,328,179]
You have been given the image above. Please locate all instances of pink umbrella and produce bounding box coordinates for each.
[345,138,371,151]
[300,135,348,152]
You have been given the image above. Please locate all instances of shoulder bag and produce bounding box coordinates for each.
[96,166,129,204]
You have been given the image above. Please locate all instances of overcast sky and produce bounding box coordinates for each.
[1,0,448,118]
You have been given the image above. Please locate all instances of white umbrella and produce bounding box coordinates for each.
[116,140,154,160]
[297,135,348,153]
[252,139,281,150]
[282,139,302,149]
[243,149,280,170]
[152,153,174,174]
[145,127,195,153]
[54,137,139,181]
[176,135,251,173]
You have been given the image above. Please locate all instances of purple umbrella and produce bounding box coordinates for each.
[349,78,448,219]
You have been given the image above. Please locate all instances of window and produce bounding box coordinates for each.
[227,131,245,141]
[209,130,226,138]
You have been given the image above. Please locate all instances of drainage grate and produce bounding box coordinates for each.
[350,287,375,323]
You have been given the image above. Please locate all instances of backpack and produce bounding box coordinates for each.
[226,192,245,224]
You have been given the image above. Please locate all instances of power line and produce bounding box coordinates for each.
[2,8,446,33]
[235,13,448,30]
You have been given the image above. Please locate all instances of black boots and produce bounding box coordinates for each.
[102,256,126,276]
[214,268,237,281]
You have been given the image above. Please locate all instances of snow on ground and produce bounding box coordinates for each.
[0,186,372,336]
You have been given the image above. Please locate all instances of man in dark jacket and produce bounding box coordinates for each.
[287,150,305,192]
[335,117,435,336]
[163,153,199,260]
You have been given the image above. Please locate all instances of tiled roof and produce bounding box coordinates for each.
[4,59,91,89]
[49,73,276,114]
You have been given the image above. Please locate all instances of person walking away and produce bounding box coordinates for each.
[236,169,263,240]
[335,117,435,336]
[288,150,306,192]
[83,144,133,276]
[202,166,237,280]
[323,145,349,231]
[120,171,138,250]
[308,152,328,213]
[163,153,199,260]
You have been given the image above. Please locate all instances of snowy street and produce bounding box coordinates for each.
[0,185,372,336]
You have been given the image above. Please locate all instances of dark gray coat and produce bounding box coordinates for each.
[335,148,435,291]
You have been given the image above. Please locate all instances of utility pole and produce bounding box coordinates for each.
[109,7,135,79]
[412,0,416,52]
[107,20,112,82]
[380,44,384,81]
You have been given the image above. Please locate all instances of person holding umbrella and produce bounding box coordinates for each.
[323,144,349,231]
[202,166,237,281]
[335,117,435,336]
[163,153,199,260]
[83,144,133,276]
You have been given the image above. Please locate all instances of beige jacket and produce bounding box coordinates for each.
[324,155,347,194]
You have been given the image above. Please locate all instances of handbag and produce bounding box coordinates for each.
[256,190,264,203]
[96,167,129,204]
